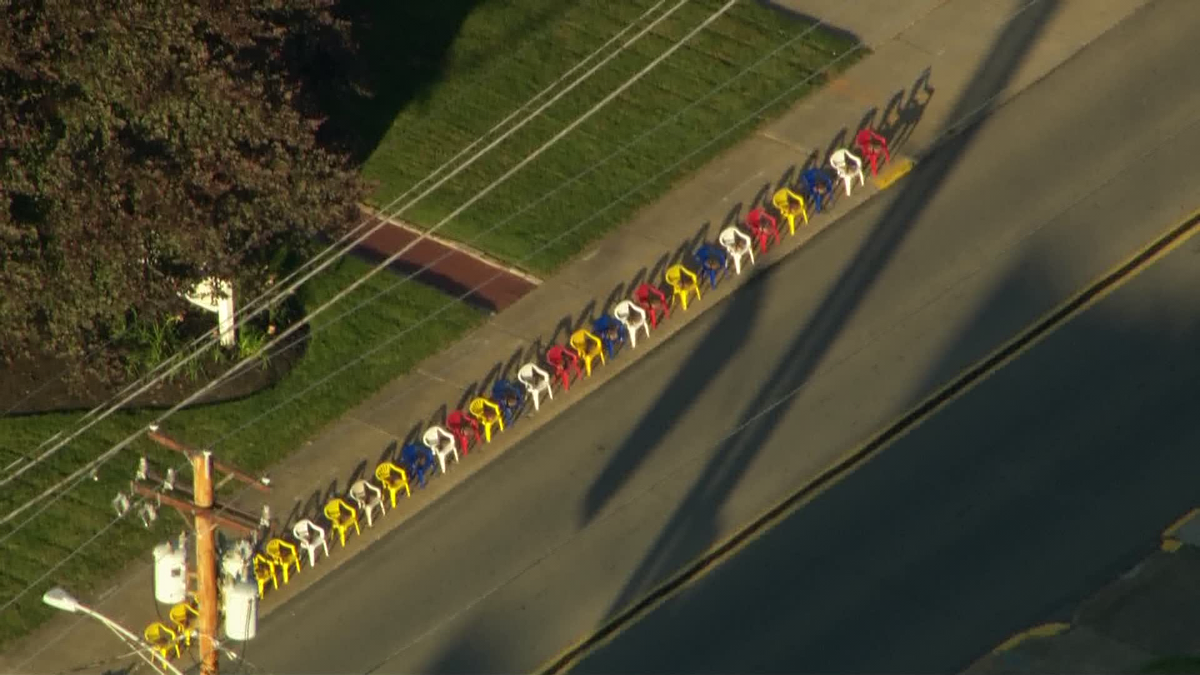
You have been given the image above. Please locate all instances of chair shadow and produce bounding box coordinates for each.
[278,59,947,560]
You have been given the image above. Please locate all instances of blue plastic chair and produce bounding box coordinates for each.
[592,315,628,358]
[400,443,435,488]
[801,168,835,213]
[490,379,524,424]
[694,243,729,289]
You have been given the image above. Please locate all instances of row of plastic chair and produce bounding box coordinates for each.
[243,134,895,603]
[663,135,891,313]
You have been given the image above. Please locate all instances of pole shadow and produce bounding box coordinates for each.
[583,0,1062,633]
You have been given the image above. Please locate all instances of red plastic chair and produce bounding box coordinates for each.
[745,208,781,254]
[546,345,582,392]
[854,128,891,176]
[633,283,670,329]
[445,410,481,456]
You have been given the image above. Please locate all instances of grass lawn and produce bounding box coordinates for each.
[1140,655,1200,674]
[360,0,865,273]
[0,256,484,647]
[0,0,863,652]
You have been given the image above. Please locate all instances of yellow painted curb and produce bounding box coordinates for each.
[992,623,1071,653]
[1163,508,1200,538]
[1162,538,1183,553]
[872,156,915,190]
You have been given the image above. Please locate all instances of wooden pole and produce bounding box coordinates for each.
[192,451,220,675]
[141,425,272,675]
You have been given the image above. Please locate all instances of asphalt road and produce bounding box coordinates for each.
[246,2,1200,673]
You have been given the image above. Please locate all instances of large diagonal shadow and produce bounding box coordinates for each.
[589,0,1061,624]
[568,235,1200,675]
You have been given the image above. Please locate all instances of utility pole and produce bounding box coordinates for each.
[134,425,271,675]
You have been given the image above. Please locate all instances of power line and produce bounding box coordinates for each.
[0,0,705,529]
[0,0,744,604]
[0,0,685,490]
[0,7,865,619]
[0,0,672,429]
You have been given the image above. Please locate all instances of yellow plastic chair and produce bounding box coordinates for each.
[664,264,701,311]
[468,397,504,443]
[265,538,301,583]
[323,497,360,547]
[168,601,199,647]
[568,329,606,376]
[144,621,181,664]
[375,461,412,508]
[253,553,278,598]
[772,187,809,234]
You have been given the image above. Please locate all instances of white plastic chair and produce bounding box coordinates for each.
[349,479,385,527]
[612,300,650,349]
[422,426,460,474]
[718,227,755,275]
[830,149,865,196]
[291,519,329,568]
[517,363,554,411]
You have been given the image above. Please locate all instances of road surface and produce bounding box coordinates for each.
[246,2,1200,673]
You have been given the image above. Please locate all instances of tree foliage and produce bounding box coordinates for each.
[0,0,365,378]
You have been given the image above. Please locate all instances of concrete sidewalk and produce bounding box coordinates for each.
[0,0,1155,672]
[965,509,1200,674]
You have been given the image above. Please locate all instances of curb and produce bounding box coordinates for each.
[991,622,1071,654]
[1160,507,1199,553]
[253,162,901,619]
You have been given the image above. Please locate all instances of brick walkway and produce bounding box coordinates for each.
[354,209,539,312]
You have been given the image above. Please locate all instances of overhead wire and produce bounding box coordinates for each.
[0,0,746,613]
[0,2,869,619]
[0,0,676,479]
[0,0,708,528]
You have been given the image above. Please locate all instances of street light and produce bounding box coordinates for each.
[42,586,185,675]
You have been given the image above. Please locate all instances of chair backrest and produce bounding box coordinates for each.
[324,498,351,522]
[773,188,803,213]
[422,426,452,449]
[772,189,788,211]
[803,168,829,187]
[469,397,497,418]
[374,462,393,484]
[492,378,521,397]
[267,538,295,558]
[719,227,748,250]
[401,442,418,464]
[518,362,549,388]
[569,329,599,354]
[747,207,771,229]
[696,243,725,263]
[350,479,377,503]
[613,300,645,325]
[169,602,198,624]
[145,622,175,643]
[446,409,471,429]
[293,518,324,543]
[592,314,618,333]
[855,128,886,152]
[665,264,694,287]
[830,148,859,172]
[634,282,666,304]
